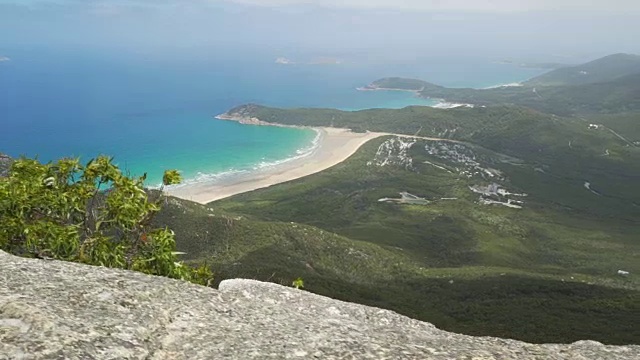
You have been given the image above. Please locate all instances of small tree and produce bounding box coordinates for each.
[0,156,212,285]
[292,277,304,289]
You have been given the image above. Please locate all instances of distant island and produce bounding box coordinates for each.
[275,56,342,65]
[275,57,294,65]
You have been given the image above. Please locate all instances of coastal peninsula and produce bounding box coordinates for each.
[357,77,475,108]
[357,77,427,92]
[168,106,466,204]
[170,53,640,203]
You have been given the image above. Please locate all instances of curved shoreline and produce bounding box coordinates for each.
[167,112,459,204]
[167,116,386,204]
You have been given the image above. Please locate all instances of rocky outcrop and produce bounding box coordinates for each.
[216,105,305,129]
[216,104,271,126]
[216,112,271,126]
[367,137,416,170]
[0,154,12,177]
[0,250,638,359]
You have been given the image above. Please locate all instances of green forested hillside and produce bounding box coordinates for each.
[374,74,640,116]
[154,132,640,344]
[228,103,566,135]
[365,77,441,91]
[403,74,640,116]
[512,74,640,114]
[524,53,640,86]
[170,93,640,345]
[6,53,637,346]
[226,104,640,219]
[586,112,640,145]
[360,54,640,115]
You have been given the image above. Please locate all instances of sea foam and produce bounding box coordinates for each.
[165,128,322,189]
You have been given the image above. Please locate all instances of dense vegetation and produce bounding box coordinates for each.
[4,53,639,345]
[363,75,640,116]
[0,156,212,285]
[587,112,640,144]
[359,54,640,115]
[153,133,639,344]
[229,103,567,135]
[200,71,640,344]
[524,53,640,86]
[227,103,640,221]
[366,77,438,91]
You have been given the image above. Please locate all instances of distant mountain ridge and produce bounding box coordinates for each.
[525,53,640,86]
[359,54,640,115]
[364,54,640,91]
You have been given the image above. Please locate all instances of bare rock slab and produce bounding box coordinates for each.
[0,250,638,359]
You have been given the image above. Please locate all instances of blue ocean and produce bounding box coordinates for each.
[0,49,544,186]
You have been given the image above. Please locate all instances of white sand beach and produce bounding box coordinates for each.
[167,127,386,204]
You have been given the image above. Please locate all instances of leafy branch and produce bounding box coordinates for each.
[0,156,212,285]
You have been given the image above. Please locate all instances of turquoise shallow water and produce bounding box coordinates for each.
[0,49,544,186]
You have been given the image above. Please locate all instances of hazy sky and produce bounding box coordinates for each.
[1,0,639,61]
[230,0,640,12]
[4,0,639,12]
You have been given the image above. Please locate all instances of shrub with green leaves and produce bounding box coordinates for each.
[0,155,212,286]
[292,277,304,289]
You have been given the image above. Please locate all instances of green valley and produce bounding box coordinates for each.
[156,132,640,344]
[150,53,640,345]
[4,52,640,346]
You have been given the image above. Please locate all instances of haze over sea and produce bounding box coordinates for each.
[1,48,544,186]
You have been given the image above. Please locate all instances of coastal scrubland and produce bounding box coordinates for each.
[359,54,640,115]
[156,53,640,344]
[3,53,639,346]
[155,132,640,344]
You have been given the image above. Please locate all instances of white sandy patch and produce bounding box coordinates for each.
[483,82,523,89]
[432,102,474,109]
[584,181,602,196]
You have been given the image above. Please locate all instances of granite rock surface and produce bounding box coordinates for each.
[0,154,11,177]
[0,250,638,359]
